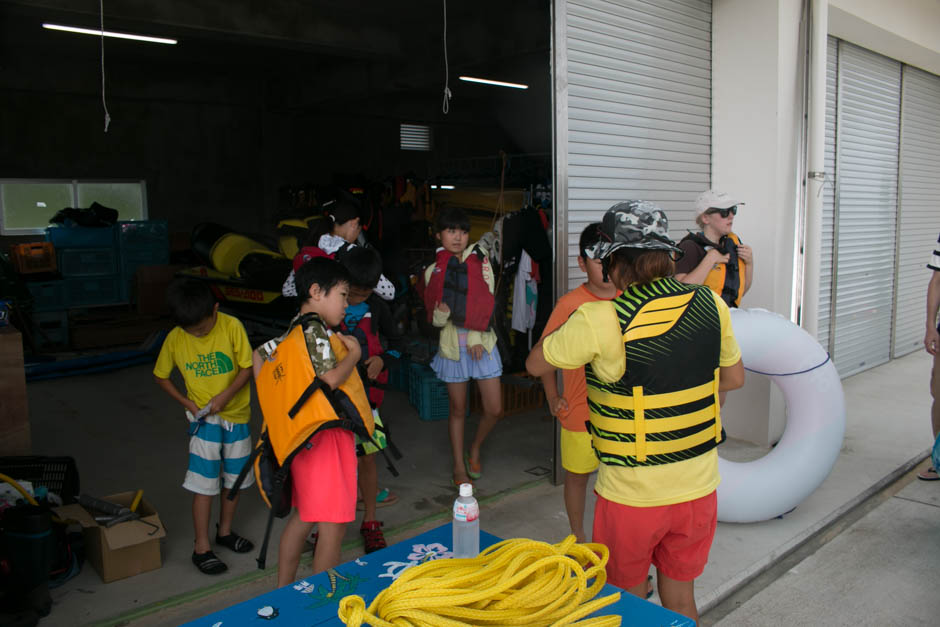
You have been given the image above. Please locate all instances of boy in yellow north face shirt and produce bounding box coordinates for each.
[154,278,255,575]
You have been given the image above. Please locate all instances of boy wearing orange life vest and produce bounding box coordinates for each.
[253,257,364,587]
[675,189,754,308]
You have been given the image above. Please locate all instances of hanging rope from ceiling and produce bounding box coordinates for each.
[441,0,451,114]
[100,0,111,132]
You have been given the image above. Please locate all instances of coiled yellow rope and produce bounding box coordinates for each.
[337,535,621,627]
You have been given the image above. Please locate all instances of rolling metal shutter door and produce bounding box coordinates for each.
[563,0,711,290]
[831,43,900,377]
[818,36,838,352]
[894,66,940,357]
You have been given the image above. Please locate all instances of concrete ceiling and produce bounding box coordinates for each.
[0,0,551,112]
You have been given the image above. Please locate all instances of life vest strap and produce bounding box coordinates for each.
[288,377,332,420]
[588,378,715,411]
[592,424,718,458]
[712,368,722,443]
[589,403,717,436]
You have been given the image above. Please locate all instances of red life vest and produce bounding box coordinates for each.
[424,247,495,332]
[292,242,353,271]
[340,311,387,408]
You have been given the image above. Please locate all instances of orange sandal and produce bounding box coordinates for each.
[464,452,482,480]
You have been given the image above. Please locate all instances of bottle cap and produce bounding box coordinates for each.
[459,483,473,497]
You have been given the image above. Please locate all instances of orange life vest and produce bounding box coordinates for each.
[682,232,746,307]
[255,320,374,466]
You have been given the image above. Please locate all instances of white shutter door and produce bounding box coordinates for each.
[562,0,712,289]
[831,43,900,377]
[818,36,838,351]
[894,66,940,357]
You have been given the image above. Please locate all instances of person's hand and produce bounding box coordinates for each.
[926,327,940,356]
[205,394,226,415]
[704,248,730,266]
[185,400,201,417]
[364,355,384,380]
[737,244,753,265]
[468,344,484,360]
[337,332,362,362]
[435,301,450,314]
[548,395,569,417]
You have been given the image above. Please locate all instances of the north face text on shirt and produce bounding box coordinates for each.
[185,352,234,377]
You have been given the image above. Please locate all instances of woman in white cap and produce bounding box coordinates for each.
[526,200,744,622]
[675,189,753,307]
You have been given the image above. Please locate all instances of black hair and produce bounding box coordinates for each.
[166,278,217,328]
[294,256,350,303]
[579,222,603,260]
[306,200,361,246]
[341,246,382,289]
[434,206,471,233]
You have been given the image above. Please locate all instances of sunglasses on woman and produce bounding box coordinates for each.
[706,206,737,218]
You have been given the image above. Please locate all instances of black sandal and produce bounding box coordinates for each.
[215,525,254,553]
[192,550,228,575]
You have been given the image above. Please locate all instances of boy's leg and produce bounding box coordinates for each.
[358,454,378,522]
[468,376,504,470]
[447,381,470,484]
[564,471,591,543]
[656,571,698,622]
[218,488,237,537]
[312,522,347,575]
[217,421,254,544]
[277,512,316,587]
[193,493,213,554]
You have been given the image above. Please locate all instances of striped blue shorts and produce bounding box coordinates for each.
[183,412,254,496]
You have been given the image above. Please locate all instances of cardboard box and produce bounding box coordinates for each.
[55,492,166,583]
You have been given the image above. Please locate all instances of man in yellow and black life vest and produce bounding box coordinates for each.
[526,200,745,623]
[675,189,754,307]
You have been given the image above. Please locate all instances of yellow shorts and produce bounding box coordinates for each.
[561,427,599,474]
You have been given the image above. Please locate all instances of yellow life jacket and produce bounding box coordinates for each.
[701,232,746,307]
[586,278,723,467]
[256,318,374,466]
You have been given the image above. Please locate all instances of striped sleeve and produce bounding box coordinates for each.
[929,233,940,271]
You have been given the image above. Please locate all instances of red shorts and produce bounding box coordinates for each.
[593,491,717,589]
[290,429,357,524]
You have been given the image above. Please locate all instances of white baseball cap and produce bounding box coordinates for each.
[694,189,745,214]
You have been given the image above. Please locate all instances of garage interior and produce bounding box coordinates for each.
[0,1,559,624]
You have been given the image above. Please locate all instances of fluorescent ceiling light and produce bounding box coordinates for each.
[42,23,178,45]
[459,76,528,90]
[430,185,455,190]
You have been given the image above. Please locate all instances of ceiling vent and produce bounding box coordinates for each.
[400,124,431,151]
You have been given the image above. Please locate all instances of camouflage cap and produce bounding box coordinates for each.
[584,200,682,260]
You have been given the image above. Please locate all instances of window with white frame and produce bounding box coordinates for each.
[0,179,148,235]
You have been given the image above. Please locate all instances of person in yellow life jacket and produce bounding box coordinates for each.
[526,200,745,623]
[252,257,365,587]
[675,189,754,307]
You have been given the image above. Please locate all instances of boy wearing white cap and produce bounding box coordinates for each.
[675,190,754,307]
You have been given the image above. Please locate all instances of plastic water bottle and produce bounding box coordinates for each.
[452,483,480,558]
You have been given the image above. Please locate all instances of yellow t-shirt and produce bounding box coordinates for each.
[542,288,741,507]
[153,312,253,424]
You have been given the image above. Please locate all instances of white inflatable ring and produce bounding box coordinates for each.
[716,308,845,523]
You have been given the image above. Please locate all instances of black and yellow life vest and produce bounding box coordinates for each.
[586,278,723,468]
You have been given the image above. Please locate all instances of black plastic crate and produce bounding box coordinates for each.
[0,456,79,504]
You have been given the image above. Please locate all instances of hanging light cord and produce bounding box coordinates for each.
[100,0,111,132]
[441,0,451,114]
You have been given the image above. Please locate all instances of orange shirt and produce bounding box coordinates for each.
[539,284,618,432]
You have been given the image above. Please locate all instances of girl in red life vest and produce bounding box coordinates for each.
[281,200,396,301]
[423,206,503,486]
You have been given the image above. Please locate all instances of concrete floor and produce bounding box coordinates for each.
[23,349,938,626]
